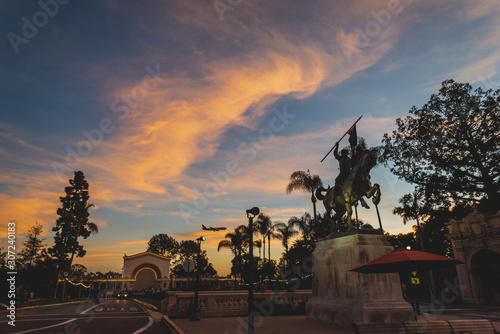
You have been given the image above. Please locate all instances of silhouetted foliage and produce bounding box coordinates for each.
[19,222,45,268]
[171,240,217,277]
[381,79,500,212]
[147,233,179,257]
[49,171,98,271]
[286,170,323,236]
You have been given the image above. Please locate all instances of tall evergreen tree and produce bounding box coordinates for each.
[19,221,45,268]
[49,171,97,299]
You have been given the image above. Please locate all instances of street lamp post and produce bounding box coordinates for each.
[246,207,259,334]
[190,235,205,321]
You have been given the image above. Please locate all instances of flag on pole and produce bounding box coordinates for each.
[349,124,357,150]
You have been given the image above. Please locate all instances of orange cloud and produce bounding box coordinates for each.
[1,1,420,275]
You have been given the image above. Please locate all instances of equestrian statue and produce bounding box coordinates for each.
[318,116,382,234]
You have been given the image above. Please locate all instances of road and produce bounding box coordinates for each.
[0,298,166,334]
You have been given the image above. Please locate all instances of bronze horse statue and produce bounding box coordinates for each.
[316,150,381,233]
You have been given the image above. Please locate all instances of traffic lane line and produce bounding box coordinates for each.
[6,300,112,333]
[51,314,154,334]
[11,315,154,334]
[10,315,150,322]
[13,318,77,334]
[132,316,154,334]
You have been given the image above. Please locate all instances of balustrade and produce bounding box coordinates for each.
[165,290,311,318]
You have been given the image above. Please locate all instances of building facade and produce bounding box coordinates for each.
[446,208,500,304]
[122,251,171,290]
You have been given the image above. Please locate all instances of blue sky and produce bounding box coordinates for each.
[1,0,499,275]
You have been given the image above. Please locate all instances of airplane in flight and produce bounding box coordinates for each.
[202,224,227,232]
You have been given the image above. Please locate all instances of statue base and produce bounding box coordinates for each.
[306,232,414,325]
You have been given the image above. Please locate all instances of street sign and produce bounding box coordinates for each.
[183,259,195,273]
[411,270,420,284]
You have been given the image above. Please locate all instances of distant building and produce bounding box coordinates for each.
[122,251,171,290]
[81,250,236,292]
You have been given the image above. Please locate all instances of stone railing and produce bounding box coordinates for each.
[164,290,312,318]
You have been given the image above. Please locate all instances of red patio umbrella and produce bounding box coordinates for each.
[349,248,463,274]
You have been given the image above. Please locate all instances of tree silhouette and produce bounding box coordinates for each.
[255,213,272,263]
[217,226,248,281]
[171,240,217,277]
[147,234,179,257]
[19,221,45,268]
[286,170,323,238]
[49,171,97,299]
[382,79,500,211]
[274,221,298,269]
[288,213,313,241]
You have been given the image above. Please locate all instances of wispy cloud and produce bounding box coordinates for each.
[5,0,482,275]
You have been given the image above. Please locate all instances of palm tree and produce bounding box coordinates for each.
[288,213,313,241]
[218,226,247,284]
[393,190,436,299]
[255,239,262,258]
[266,222,281,263]
[255,213,272,263]
[217,225,250,257]
[286,170,323,239]
[274,221,298,268]
[393,191,429,251]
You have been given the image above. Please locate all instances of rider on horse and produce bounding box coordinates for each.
[333,142,370,209]
[333,142,351,188]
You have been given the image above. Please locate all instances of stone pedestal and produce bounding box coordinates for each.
[306,232,413,325]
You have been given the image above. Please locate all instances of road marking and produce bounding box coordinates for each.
[13,318,77,334]
[8,315,149,323]
[81,301,111,314]
[131,316,154,334]
[93,307,141,312]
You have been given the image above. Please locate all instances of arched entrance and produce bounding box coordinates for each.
[470,249,500,305]
[134,268,157,290]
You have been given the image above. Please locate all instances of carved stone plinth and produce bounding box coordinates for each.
[306,232,413,325]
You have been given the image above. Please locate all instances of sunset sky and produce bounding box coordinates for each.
[1,0,499,276]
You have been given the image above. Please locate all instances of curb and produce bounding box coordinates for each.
[133,298,159,312]
[162,315,186,334]
[0,299,87,314]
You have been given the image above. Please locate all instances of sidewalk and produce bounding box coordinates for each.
[171,312,500,334]
[173,315,353,334]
